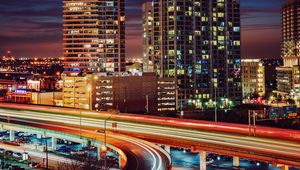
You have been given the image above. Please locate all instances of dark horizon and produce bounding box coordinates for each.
[0,0,285,59]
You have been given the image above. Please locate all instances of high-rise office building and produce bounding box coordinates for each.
[148,0,242,109]
[282,0,300,67]
[276,0,300,96]
[63,0,125,74]
[142,2,155,72]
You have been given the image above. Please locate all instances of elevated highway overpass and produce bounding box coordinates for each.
[0,115,171,170]
[0,103,299,169]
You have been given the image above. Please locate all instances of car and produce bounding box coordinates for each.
[5,150,13,156]
[16,132,24,137]
[206,158,214,164]
[28,162,40,168]
[0,135,9,140]
[0,149,5,154]
[56,146,71,152]
[12,152,22,159]
[207,153,218,160]
[4,163,11,169]
[16,137,30,144]
[70,150,87,156]
[11,165,25,170]
[106,156,118,162]
[95,129,105,133]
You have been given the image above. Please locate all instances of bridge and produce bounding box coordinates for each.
[0,103,300,170]
[0,121,171,170]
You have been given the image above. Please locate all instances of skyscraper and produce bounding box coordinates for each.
[142,2,155,72]
[282,0,300,67]
[63,0,125,74]
[276,0,300,95]
[149,0,242,109]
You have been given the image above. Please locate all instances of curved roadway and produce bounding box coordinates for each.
[0,105,299,167]
[1,117,170,170]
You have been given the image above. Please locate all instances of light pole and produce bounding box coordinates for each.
[180,92,184,118]
[44,138,49,170]
[145,94,149,114]
[87,86,92,110]
[248,110,257,136]
[214,84,217,122]
[104,114,112,169]
[80,111,82,139]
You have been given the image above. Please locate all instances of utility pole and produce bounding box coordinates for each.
[248,110,251,136]
[104,114,112,169]
[45,139,48,170]
[253,111,256,136]
[104,118,107,169]
[80,111,82,139]
[214,85,217,122]
[248,110,257,136]
[145,94,149,114]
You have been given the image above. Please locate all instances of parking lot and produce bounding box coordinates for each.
[170,148,300,170]
[0,130,120,169]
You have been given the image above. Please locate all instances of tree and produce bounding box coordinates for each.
[57,155,115,170]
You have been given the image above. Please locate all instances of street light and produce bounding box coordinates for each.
[103,114,112,169]
[79,110,82,139]
[214,84,217,122]
[87,86,92,110]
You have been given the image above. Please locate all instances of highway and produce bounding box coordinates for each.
[2,117,171,170]
[0,103,300,167]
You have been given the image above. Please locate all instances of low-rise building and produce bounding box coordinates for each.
[276,66,300,96]
[6,89,61,105]
[61,73,177,114]
[92,73,157,114]
[92,73,176,114]
[0,79,26,91]
[27,77,61,91]
[62,74,92,110]
[157,78,176,112]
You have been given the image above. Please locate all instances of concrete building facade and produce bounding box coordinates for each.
[92,73,176,114]
[62,75,92,110]
[241,59,265,98]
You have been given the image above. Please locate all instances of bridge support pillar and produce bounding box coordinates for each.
[97,147,101,160]
[199,151,206,170]
[9,130,15,141]
[164,146,171,154]
[233,156,239,166]
[118,154,121,168]
[51,137,57,151]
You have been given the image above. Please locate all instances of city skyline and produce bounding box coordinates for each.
[0,1,299,169]
[0,0,284,58]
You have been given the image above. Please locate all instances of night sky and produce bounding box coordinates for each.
[0,0,285,59]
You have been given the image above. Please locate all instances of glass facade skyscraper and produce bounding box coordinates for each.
[63,0,125,74]
[149,0,242,109]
